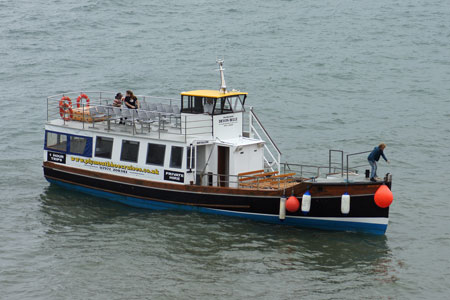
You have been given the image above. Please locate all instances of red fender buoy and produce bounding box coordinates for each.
[286,196,300,213]
[374,185,393,208]
[59,96,73,121]
[76,93,90,108]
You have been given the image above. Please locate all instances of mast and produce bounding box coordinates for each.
[217,59,227,93]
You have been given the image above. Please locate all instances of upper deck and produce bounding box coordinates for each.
[46,91,249,144]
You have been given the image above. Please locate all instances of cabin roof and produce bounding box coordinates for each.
[180,90,248,98]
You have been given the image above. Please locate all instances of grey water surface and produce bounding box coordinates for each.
[1,0,450,299]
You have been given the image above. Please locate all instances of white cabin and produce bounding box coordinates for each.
[44,77,281,188]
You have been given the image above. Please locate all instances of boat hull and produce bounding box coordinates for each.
[43,163,389,235]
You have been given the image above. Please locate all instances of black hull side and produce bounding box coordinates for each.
[43,166,389,219]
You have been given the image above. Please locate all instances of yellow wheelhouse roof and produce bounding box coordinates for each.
[181,90,248,98]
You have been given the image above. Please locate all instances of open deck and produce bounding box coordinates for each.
[47,91,215,143]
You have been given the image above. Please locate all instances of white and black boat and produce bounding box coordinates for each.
[43,60,394,235]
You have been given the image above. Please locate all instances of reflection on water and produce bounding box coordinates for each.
[39,183,399,297]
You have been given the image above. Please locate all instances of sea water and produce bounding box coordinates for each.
[1,0,450,298]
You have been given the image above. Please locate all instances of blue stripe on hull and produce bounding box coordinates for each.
[47,178,387,235]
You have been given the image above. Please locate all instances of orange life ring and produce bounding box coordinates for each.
[59,96,73,121]
[77,93,90,108]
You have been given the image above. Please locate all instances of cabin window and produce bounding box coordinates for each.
[229,96,245,112]
[186,146,195,169]
[95,136,114,159]
[120,140,140,163]
[146,143,166,166]
[69,136,88,155]
[203,98,215,114]
[170,146,183,169]
[215,97,233,114]
[181,96,210,114]
[46,131,67,152]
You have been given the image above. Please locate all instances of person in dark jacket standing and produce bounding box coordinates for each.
[368,143,390,182]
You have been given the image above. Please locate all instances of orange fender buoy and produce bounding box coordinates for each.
[374,185,394,208]
[286,196,300,213]
[76,93,90,108]
[59,96,73,121]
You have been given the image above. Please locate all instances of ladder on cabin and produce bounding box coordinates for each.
[247,108,281,173]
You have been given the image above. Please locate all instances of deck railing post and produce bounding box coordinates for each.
[82,103,85,129]
[184,115,187,143]
[346,155,349,182]
[132,110,135,135]
[92,104,95,128]
[158,113,161,139]
[107,105,110,131]
[329,150,331,174]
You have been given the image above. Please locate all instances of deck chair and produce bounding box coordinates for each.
[137,110,154,133]
[89,107,106,122]
[172,105,181,127]
[149,103,157,111]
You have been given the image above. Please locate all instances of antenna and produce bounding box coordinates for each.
[216,58,227,93]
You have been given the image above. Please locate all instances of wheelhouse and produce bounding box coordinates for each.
[180,90,247,115]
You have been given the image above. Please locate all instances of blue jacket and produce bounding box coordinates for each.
[368,146,387,162]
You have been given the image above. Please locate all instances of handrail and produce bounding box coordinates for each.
[48,98,214,141]
[197,171,297,190]
[250,107,281,154]
[248,107,281,172]
[329,149,344,176]
[346,150,371,182]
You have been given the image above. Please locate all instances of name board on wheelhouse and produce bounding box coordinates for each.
[47,151,66,164]
[213,113,242,139]
[164,170,185,183]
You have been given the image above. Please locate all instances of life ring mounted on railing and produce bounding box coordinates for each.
[59,96,73,121]
[76,93,90,108]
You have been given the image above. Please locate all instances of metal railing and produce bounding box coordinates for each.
[46,91,213,141]
[196,172,297,190]
[246,107,282,173]
[346,150,371,182]
[280,150,372,181]
[329,149,344,176]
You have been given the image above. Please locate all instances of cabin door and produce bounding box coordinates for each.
[217,146,229,187]
[195,145,206,185]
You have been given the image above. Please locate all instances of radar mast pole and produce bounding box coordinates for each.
[217,59,227,93]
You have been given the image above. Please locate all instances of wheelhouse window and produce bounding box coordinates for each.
[46,131,67,151]
[186,146,195,169]
[70,136,88,155]
[120,140,139,163]
[95,136,114,159]
[215,98,233,114]
[146,143,166,166]
[170,146,183,169]
[181,96,206,114]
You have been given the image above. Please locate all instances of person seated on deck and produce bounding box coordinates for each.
[113,92,123,107]
[124,90,139,109]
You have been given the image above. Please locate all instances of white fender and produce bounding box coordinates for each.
[301,191,311,213]
[279,195,286,220]
[341,193,350,215]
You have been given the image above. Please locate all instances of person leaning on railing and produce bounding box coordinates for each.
[124,90,139,109]
[367,143,390,182]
